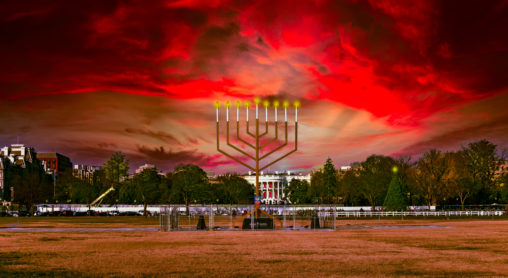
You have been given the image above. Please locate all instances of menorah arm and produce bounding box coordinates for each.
[247,121,256,138]
[236,122,255,149]
[217,123,255,171]
[227,122,255,160]
[259,122,288,160]
[260,121,279,149]
[259,122,298,171]
[259,121,269,138]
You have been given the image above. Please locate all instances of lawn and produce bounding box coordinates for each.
[1,218,507,277]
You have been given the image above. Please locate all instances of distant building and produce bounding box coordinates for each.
[340,166,352,171]
[0,144,35,168]
[242,171,311,204]
[37,152,72,175]
[73,165,101,183]
[135,164,155,174]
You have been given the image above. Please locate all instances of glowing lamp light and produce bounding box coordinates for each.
[283,101,289,122]
[392,166,398,173]
[294,100,300,122]
[225,101,230,122]
[215,101,220,122]
[236,101,241,122]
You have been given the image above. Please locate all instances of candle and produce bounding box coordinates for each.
[245,101,250,122]
[274,101,279,122]
[254,97,260,119]
[283,101,289,122]
[263,100,269,122]
[294,101,300,122]
[236,101,241,122]
[215,101,220,122]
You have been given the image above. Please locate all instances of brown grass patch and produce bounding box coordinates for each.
[0,219,507,277]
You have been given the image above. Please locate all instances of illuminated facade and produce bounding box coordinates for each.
[242,171,311,204]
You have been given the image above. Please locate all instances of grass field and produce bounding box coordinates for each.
[1,217,507,277]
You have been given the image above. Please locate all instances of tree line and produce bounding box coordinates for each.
[2,139,507,213]
[286,140,507,210]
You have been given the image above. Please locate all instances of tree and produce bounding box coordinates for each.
[103,152,129,186]
[170,164,209,214]
[214,174,253,204]
[309,170,325,203]
[447,151,476,210]
[461,140,505,204]
[285,179,310,204]
[383,167,407,211]
[358,155,396,210]
[133,167,162,216]
[338,169,363,206]
[322,158,339,203]
[415,149,450,208]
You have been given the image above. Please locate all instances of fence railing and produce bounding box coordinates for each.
[320,210,506,218]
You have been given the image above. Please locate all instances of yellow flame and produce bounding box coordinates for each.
[225,100,230,109]
[273,100,280,108]
[244,100,250,108]
[392,166,398,173]
[283,100,289,108]
[235,100,241,108]
[263,100,270,108]
[294,100,301,108]
[254,97,261,105]
[214,101,220,109]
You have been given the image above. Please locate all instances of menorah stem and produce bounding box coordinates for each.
[255,118,260,218]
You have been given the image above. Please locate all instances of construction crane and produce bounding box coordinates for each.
[90,186,115,207]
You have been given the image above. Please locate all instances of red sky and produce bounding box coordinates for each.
[1,0,507,173]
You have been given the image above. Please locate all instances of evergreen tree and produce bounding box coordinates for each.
[383,166,407,211]
[322,158,338,203]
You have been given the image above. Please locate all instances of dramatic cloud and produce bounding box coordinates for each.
[0,0,506,172]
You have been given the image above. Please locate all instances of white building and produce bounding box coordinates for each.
[242,171,311,204]
[135,164,155,174]
[73,165,101,183]
[0,144,34,168]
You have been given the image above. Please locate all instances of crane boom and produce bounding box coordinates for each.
[90,186,115,207]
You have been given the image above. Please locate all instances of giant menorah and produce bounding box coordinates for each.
[215,97,299,226]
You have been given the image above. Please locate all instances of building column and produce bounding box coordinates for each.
[277,182,281,204]
[272,182,275,203]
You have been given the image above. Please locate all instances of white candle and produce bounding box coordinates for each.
[236,107,239,122]
[226,107,229,122]
[216,108,218,122]
[246,107,249,122]
[256,104,258,119]
[274,107,278,122]
[284,107,287,122]
[295,108,298,122]
[265,107,268,121]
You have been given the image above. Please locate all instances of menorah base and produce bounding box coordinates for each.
[234,207,282,229]
[242,217,274,229]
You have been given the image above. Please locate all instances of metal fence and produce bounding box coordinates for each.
[157,204,506,231]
